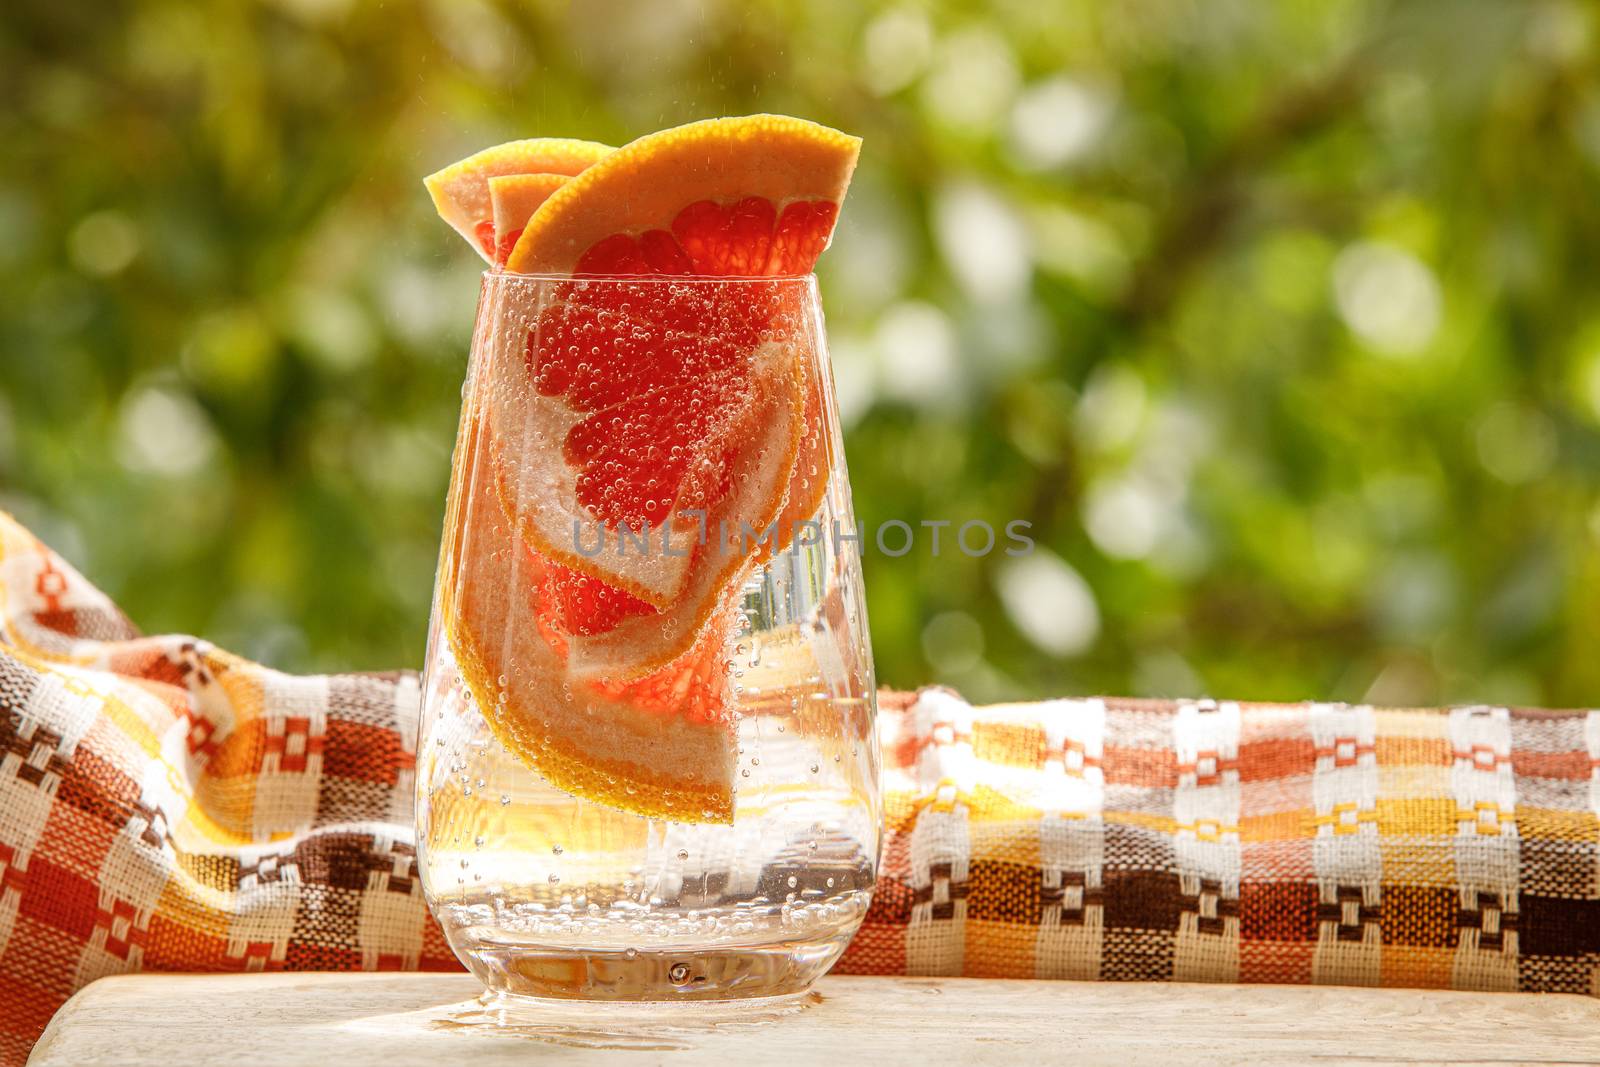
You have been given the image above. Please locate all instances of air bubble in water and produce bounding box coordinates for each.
[548,873,560,884]
[677,849,689,860]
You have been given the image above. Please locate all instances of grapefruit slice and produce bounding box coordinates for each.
[480,277,806,685]
[423,138,611,263]
[441,416,738,823]
[538,330,803,685]
[488,173,569,267]
[482,275,808,615]
[504,115,860,276]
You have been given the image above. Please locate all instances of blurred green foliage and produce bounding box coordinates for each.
[5,0,1600,708]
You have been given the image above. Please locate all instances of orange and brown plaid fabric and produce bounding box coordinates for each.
[0,514,457,1065]
[849,689,1599,992]
[2,510,1598,1063]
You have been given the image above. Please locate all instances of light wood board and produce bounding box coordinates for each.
[29,971,1600,1066]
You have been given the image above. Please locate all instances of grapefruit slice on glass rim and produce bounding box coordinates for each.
[505,115,858,277]
[447,115,859,821]
[488,173,569,267]
[423,138,611,264]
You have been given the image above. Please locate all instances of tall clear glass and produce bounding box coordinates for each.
[417,274,879,1003]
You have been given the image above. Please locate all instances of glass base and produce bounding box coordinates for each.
[453,930,854,1001]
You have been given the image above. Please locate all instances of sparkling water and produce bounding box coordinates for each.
[416,276,879,1001]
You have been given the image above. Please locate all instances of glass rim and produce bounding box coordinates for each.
[481,270,818,285]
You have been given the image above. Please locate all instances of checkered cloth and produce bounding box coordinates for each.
[2,511,1598,1063]
[852,690,1599,991]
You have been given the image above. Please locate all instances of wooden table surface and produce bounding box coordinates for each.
[29,971,1600,1066]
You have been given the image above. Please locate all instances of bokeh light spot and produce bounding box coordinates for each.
[1332,241,1441,356]
[997,550,1100,657]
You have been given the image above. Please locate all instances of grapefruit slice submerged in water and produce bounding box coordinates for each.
[441,416,740,823]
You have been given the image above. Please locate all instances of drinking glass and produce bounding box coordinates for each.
[417,273,879,1002]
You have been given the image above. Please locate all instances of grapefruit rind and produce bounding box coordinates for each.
[765,342,832,560]
[505,116,860,275]
[424,138,612,263]
[449,608,736,824]
[489,173,569,266]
